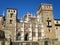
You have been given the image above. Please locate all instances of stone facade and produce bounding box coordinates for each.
[0,3,59,45]
[54,19,60,41]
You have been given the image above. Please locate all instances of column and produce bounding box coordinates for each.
[29,23,32,41]
[36,24,38,41]
[21,23,24,41]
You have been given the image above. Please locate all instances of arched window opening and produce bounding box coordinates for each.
[16,32,21,40]
[45,41,48,45]
[24,33,29,41]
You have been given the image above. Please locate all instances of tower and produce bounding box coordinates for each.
[5,8,17,41]
[37,3,58,45]
[37,3,56,39]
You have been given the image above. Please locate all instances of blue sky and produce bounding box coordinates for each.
[0,0,60,19]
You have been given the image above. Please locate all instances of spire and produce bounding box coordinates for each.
[2,11,5,16]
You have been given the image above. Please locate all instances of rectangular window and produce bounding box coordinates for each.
[47,20,52,28]
[47,19,51,26]
[10,20,12,24]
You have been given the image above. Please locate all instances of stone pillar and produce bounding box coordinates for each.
[29,23,32,41]
[21,23,24,41]
[35,24,38,41]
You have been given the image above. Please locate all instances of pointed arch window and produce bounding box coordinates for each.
[45,41,48,45]
[24,33,29,41]
[16,32,21,40]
